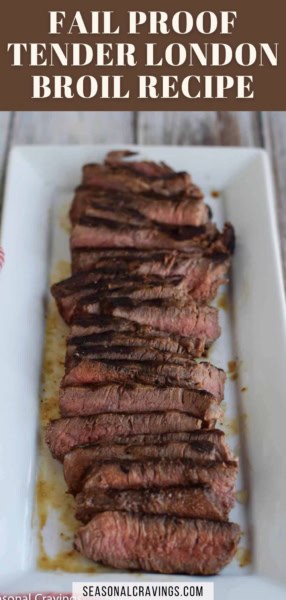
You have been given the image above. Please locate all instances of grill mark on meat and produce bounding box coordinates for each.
[72,215,214,241]
[66,344,207,372]
[74,511,241,574]
[65,429,228,448]
[45,413,203,460]
[67,331,188,357]
[82,459,238,500]
[104,151,176,179]
[82,156,202,198]
[70,248,230,304]
[86,197,209,228]
[71,220,235,253]
[69,314,205,355]
[63,431,236,494]
[63,358,225,400]
[59,384,223,421]
[71,247,229,271]
[52,273,193,324]
[52,271,171,301]
[75,485,233,523]
[70,188,209,227]
[70,218,234,252]
[75,297,220,345]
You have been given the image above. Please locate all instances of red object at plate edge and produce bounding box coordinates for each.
[0,247,5,269]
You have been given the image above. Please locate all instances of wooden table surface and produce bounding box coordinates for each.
[0,110,285,285]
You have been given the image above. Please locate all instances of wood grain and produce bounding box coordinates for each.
[0,112,13,208]
[217,112,262,147]
[137,111,262,146]
[137,112,221,145]
[9,112,134,144]
[262,111,286,280]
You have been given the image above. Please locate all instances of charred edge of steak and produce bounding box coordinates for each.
[45,413,206,460]
[76,215,212,241]
[67,331,187,353]
[65,344,201,371]
[51,271,186,301]
[58,383,222,422]
[75,484,234,523]
[68,316,206,356]
[81,458,238,490]
[71,247,230,267]
[63,434,236,494]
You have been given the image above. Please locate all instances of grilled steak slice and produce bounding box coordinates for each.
[74,511,241,574]
[75,485,232,523]
[69,315,204,355]
[63,359,225,400]
[67,330,190,357]
[71,248,230,304]
[71,188,209,227]
[76,298,220,345]
[45,412,203,460]
[59,384,222,421]
[52,271,169,302]
[82,460,237,498]
[64,431,236,494]
[82,156,202,198]
[82,165,155,195]
[65,344,210,372]
[52,273,189,324]
[105,150,175,176]
[71,247,223,271]
[70,217,232,252]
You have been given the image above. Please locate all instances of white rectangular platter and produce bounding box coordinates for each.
[0,145,286,599]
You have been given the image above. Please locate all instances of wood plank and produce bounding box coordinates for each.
[261,111,286,279]
[137,111,262,147]
[137,112,221,145]
[217,112,262,147]
[0,112,13,211]
[10,112,135,144]
[0,112,12,172]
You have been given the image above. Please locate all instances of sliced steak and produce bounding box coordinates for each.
[52,271,170,302]
[65,344,206,372]
[74,511,241,574]
[51,271,172,323]
[75,485,232,523]
[45,412,203,460]
[82,460,237,499]
[78,276,189,304]
[63,358,225,400]
[104,150,175,177]
[71,248,230,304]
[82,165,153,195]
[69,315,204,355]
[70,217,232,252]
[82,156,202,198]
[67,330,190,357]
[71,246,222,271]
[71,188,209,227]
[59,384,222,421]
[64,431,236,494]
[86,430,229,447]
[76,297,220,345]
[52,272,189,324]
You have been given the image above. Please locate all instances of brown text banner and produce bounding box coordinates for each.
[0,0,285,110]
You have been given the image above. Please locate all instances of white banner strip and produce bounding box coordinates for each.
[72,582,214,600]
